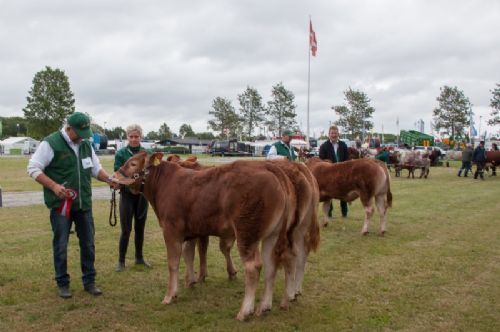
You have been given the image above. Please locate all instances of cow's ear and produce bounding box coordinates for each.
[166,154,180,162]
[149,152,163,167]
[186,155,197,162]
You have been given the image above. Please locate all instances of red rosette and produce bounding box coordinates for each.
[57,188,78,219]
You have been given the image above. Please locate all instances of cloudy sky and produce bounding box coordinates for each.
[1,0,499,138]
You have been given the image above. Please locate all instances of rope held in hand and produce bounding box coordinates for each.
[109,189,117,227]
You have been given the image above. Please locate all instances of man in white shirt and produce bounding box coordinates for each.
[27,112,117,299]
[267,128,297,161]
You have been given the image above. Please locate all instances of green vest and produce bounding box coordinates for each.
[273,141,297,161]
[113,145,147,194]
[113,145,147,171]
[375,150,390,164]
[43,132,93,210]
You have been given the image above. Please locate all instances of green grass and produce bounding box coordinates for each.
[0,154,260,192]
[0,156,116,192]
[1,159,499,331]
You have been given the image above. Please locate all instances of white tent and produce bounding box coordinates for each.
[0,137,39,155]
[290,139,309,149]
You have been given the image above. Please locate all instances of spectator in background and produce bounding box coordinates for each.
[319,125,350,218]
[490,143,498,176]
[114,124,151,272]
[472,141,487,180]
[457,143,473,177]
[267,128,297,161]
[375,147,390,164]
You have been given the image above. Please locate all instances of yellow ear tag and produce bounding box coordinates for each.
[153,158,161,166]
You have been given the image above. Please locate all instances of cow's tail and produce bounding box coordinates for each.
[383,163,393,208]
[263,163,296,267]
[306,206,320,253]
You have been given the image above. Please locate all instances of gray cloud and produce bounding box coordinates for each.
[1,0,499,137]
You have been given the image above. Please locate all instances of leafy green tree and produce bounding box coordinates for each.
[238,86,265,140]
[0,117,28,138]
[332,87,374,140]
[23,66,75,139]
[487,83,500,126]
[145,131,160,140]
[195,132,215,140]
[266,82,297,137]
[179,124,195,138]
[105,127,126,140]
[207,97,240,139]
[158,122,173,140]
[432,86,471,141]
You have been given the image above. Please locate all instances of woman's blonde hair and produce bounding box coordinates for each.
[126,124,143,138]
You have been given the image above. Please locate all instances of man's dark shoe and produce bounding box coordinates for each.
[84,284,103,296]
[58,285,72,299]
[135,258,152,268]
[342,214,348,218]
[115,262,125,272]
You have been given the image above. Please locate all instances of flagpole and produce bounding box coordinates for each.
[306,17,311,147]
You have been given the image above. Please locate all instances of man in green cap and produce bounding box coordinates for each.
[267,128,297,161]
[28,112,118,299]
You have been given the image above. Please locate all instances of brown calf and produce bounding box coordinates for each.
[114,152,295,320]
[305,157,392,235]
[168,156,320,305]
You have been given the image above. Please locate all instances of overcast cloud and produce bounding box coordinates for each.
[1,0,499,138]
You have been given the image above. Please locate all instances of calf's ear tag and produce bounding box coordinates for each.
[153,158,161,166]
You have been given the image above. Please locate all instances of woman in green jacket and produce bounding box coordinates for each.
[114,124,151,272]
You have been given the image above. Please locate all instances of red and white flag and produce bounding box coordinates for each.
[309,20,317,56]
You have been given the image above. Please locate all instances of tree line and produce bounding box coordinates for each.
[1,66,499,144]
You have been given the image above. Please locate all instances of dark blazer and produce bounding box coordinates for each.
[319,140,349,163]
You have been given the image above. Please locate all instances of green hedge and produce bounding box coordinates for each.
[9,148,22,155]
[152,146,189,154]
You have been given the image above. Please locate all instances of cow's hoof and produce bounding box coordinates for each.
[197,275,206,283]
[161,294,176,304]
[228,271,238,280]
[362,231,369,236]
[256,305,272,316]
[379,231,386,237]
[236,309,253,321]
[279,299,290,311]
[322,222,329,228]
[185,280,197,288]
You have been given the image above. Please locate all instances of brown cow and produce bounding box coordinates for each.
[169,156,320,303]
[486,151,500,167]
[166,155,235,285]
[393,150,430,178]
[305,157,392,235]
[114,152,296,320]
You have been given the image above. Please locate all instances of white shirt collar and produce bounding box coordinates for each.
[60,127,81,147]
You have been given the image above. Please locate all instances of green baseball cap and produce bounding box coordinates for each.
[282,128,294,136]
[67,112,93,139]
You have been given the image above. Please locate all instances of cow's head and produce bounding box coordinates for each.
[113,151,164,193]
[166,154,203,170]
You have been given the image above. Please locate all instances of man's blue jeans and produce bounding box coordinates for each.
[49,209,96,287]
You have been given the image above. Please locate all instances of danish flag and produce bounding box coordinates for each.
[310,20,317,56]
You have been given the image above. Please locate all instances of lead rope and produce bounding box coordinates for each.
[109,189,117,227]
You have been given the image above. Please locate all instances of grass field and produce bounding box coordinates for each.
[1,157,499,331]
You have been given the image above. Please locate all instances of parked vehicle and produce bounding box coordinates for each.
[209,139,252,157]
[262,144,272,157]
